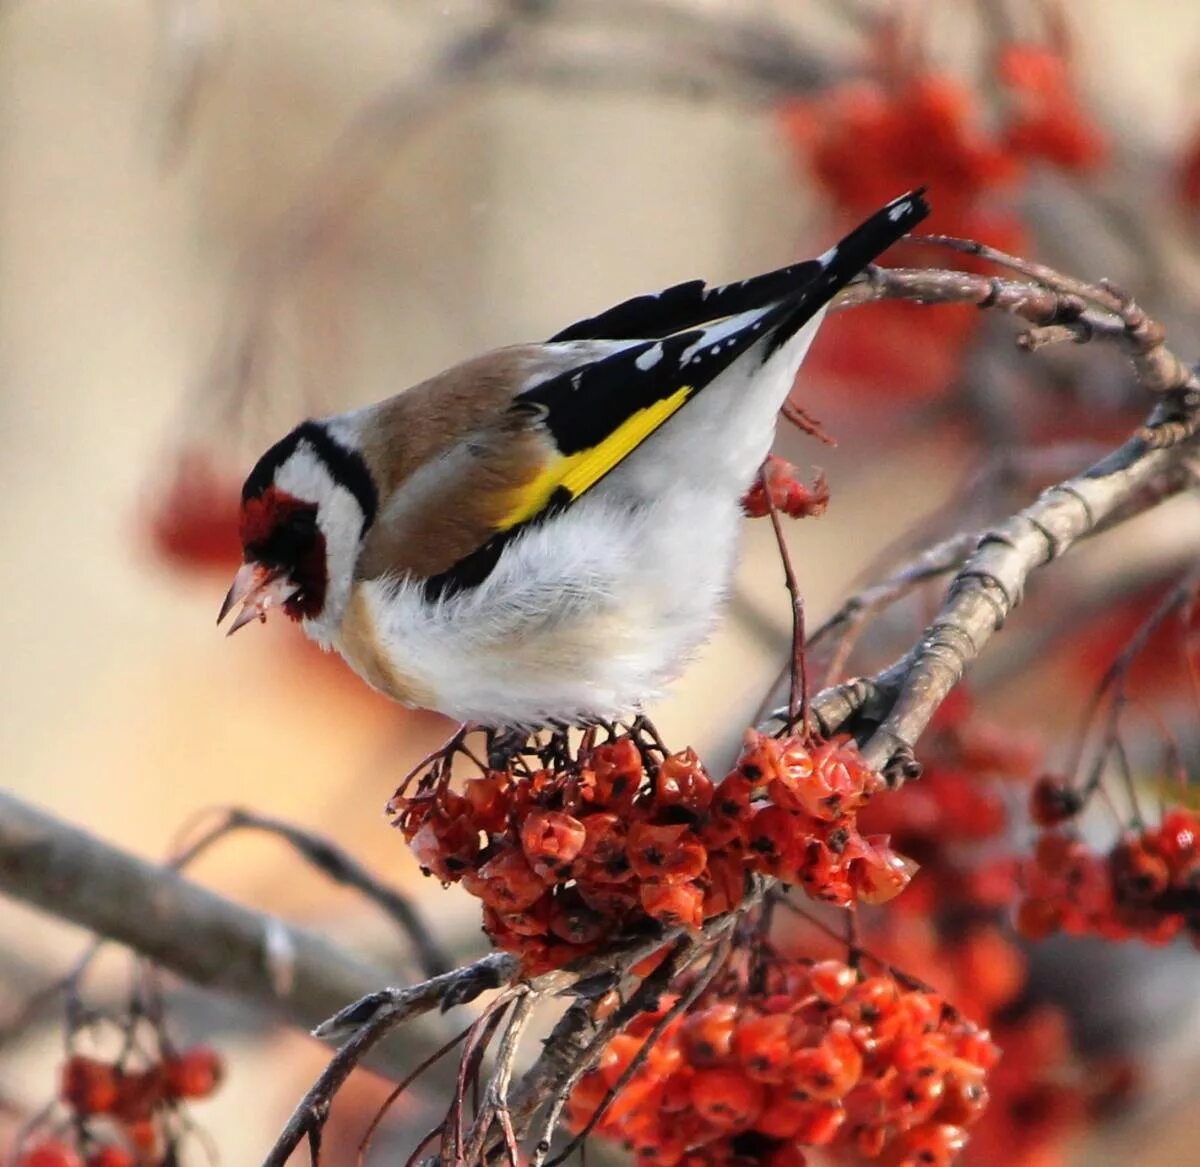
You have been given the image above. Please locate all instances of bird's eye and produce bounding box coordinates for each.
[283,510,316,536]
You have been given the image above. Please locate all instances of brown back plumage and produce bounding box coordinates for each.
[353,344,568,581]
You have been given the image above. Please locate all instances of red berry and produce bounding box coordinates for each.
[688,1067,764,1129]
[787,1099,846,1145]
[17,1145,84,1167]
[548,888,610,945]
[587,739,644,811]
[1015,896,1063,940]
[888,1122,968,1167]
[578,813,633,883]
[639,881,704,929]
[86,1149,136,1167]
[745,806,801,878]
[462,775,510,833]
[1110,838,1171,904]
[788,1036,859,1102]
[521,810,587,878]
[628,823,708,885]
[1034,832,1087,876]
[462,847,546,911]
[1029,776,1084,827]
[60,1056,119,1115]
[123,1120,158,1156]
[702,773,754,848]
[809,960,857,1004]
[113,1068,166,1123]
[164,1045,223,1099]
[1156,807,1199,871]
[732,1013,793,1082]
[656,749,714,812]
[682,1002,738,1065]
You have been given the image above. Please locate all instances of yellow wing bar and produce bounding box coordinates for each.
[496,383,693,531]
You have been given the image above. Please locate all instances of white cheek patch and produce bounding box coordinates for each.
[274,444,365,638]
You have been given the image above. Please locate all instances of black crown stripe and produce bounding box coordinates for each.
[242,420,378,533]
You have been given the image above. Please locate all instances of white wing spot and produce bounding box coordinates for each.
[635,342,664,371]
[817,245,838,267]
[888,200,911,222]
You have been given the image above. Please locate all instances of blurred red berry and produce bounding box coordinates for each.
[60,1056,119,1115]
[997,44,1108,172]
[1015,896,1064,940]
[85,1149,136,1167]
[145,449,243,574]
[163,1045,223,1099]
[742,458,830,520]
[17,1145,85,1167]
[1029,776,1084,826]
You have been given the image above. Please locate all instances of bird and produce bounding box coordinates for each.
[218,190,929,728]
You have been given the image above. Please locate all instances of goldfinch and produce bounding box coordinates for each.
[218,191,929,726]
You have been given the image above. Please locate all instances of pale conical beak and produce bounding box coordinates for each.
[217,563,300,636]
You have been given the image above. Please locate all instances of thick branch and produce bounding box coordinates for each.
[799,431,1199,778]
[0,792,452,1079]
[835,265,1200,447]
[173,807,450,979]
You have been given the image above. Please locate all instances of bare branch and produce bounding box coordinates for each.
[263,959,521,1167]
[172,807,450,979]
[0,793,385,1025]
[797,429,1200,781]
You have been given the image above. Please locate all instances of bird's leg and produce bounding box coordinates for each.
[389,721,473,803]
[485,727,530,771]
[628,714,669,758]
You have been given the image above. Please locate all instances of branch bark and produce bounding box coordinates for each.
[799,429,1200,780]
[0,791,459,1080]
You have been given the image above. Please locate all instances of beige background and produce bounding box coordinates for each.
[3,2,1200,1163]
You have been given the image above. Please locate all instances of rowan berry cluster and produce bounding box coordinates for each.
[13,1048,223,1167]
[1017,805,1200,946]
[774,19,1110,405]
[390,730,909,972]
[566,957,998,1167]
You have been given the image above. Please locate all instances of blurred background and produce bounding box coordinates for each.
[3,1,1200,1164]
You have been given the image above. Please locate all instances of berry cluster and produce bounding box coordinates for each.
[996,44,1108,173]
[1017,806,1200,946]
[390,731,907,972]
[741,458,829,520]
[566,958,998,1167]
[774,20,1109,406]
[14,1048,223,1167]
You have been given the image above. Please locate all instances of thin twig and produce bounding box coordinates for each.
[263,955,519,1167]
[170,806,450,979]
[356,1025,474,1167]
[761,464,810,736]
[544,936,732,1167]
[463,991,536,1166]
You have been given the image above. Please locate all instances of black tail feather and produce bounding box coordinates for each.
[549,189,929,346]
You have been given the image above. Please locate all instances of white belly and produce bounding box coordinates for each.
[354,484,744,726]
